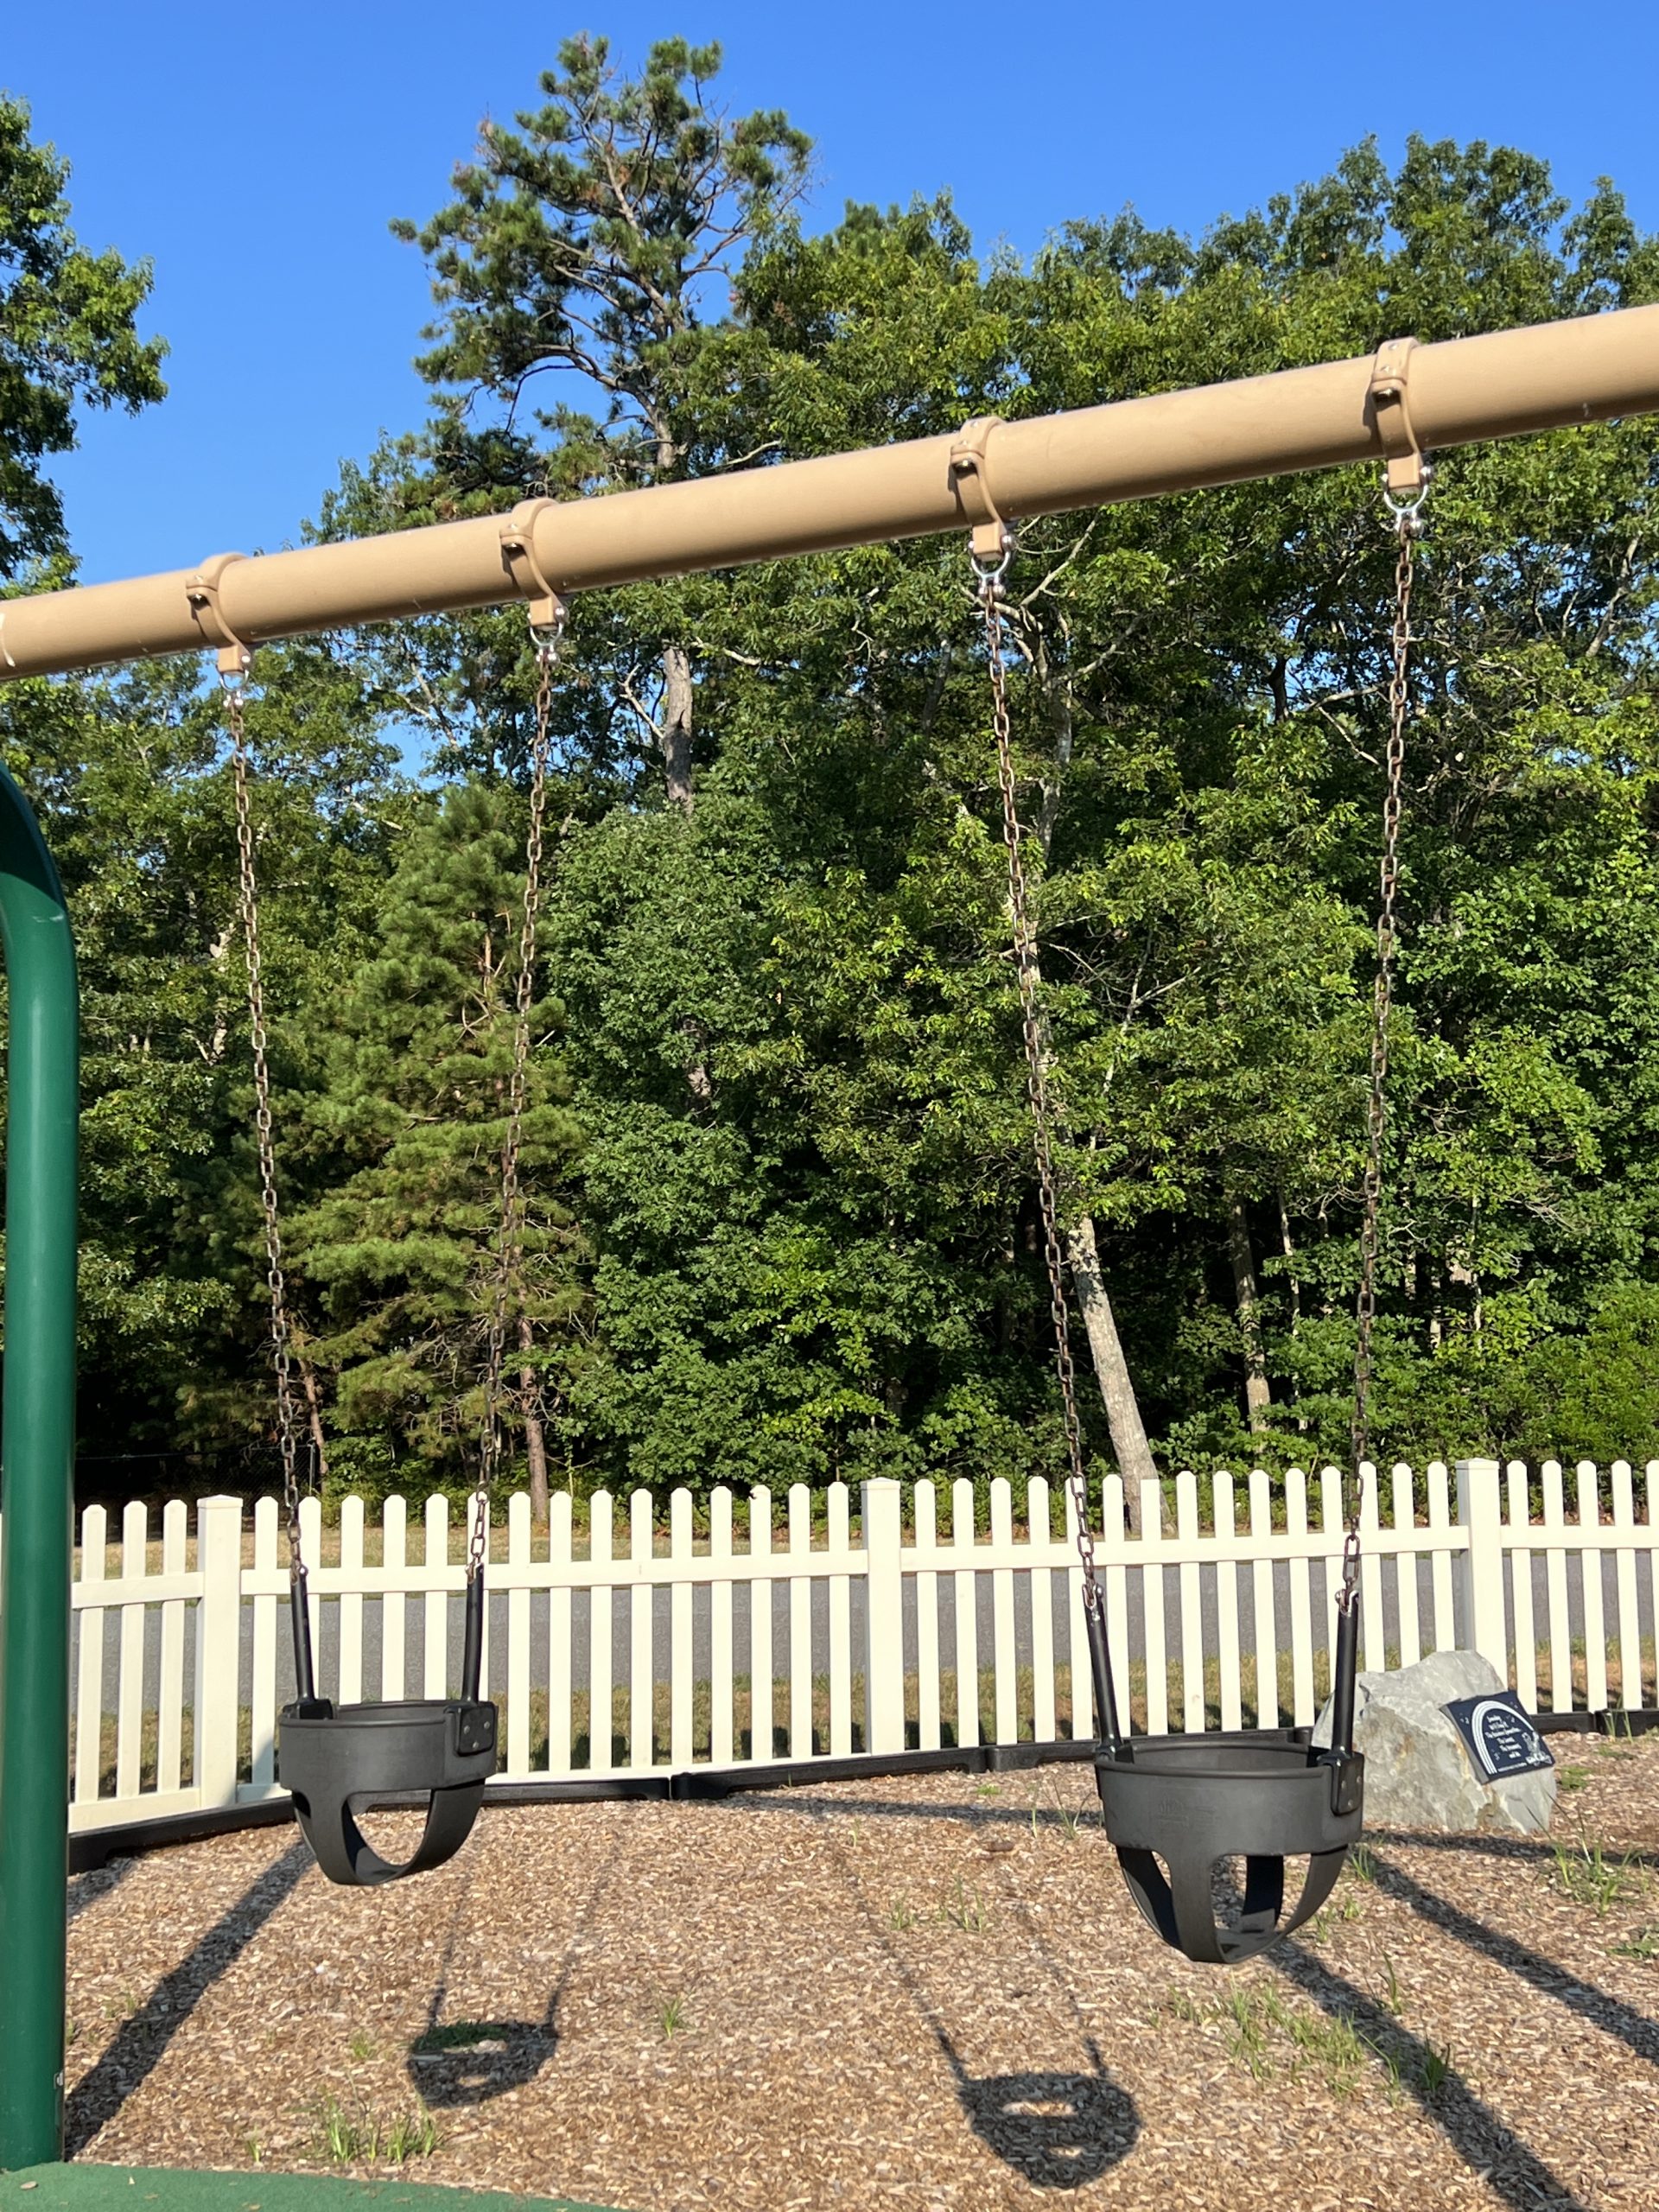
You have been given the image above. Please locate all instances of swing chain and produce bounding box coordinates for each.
[1348,483,1427,1591]
[223,673,306,1579]
[976,551,1100,1609]
[473,605,565,1580]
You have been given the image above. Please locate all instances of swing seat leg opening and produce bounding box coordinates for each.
[278,1698,498,1888]
[1094,1731,1365,1965]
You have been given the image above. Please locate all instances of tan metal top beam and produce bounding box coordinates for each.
[3,303,1658,683]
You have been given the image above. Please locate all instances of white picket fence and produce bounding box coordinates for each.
[9,1456,1656,1836]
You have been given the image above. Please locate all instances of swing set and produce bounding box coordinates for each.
[2,302,1658,2171]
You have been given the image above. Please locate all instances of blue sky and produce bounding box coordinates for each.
[10,1,1659,585]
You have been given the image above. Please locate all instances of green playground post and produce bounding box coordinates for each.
[0,760,79,2171]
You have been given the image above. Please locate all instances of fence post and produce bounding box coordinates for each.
[194,1496,244,1808]
[1454,1458,1509,1681]
[861,1478,905,1756]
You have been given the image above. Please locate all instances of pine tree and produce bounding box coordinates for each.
[295,784,583,1511]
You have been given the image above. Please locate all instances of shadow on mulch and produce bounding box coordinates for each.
[66,1840,313,2154]
[1370,1850,1659,2069]
[950,2043,1138,2190]
[407,2018,559,2107]
[1276,1940,1597,2212]
[404,1821,627,2109]
[67,1856,137,1925]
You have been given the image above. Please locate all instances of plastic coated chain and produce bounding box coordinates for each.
[225,677,307,1577]
[472,612,564,1578]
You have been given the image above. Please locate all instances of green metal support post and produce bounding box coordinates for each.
[0,760,79,2170]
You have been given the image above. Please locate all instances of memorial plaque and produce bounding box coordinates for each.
[1442,1690,1554,1780]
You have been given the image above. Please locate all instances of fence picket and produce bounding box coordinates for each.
[1103,1476,1131,1740]
[1141,1478,1168,1734]
[300,1497,324,1694]
[1577,1462,1608,1714]
[1029,1478,1056,1745]
[1063,1482,1090,1741]
[1610,1461,1642,1714]
[861,1481,904,1756]
[381,1497,407,1700]
[1214,1473,1242,1732]
[423,1496,448,1700]
[589,1491,614,1774]
[1649,1464,1659,1711]
[251,1496,279,1788]
[1507,1462,1537,1713]
[195,1498,242,1809]
[671,1489,695,1768]
[548,1492,572,1775]
[1327,1468,1353,1672]
[157,1498,188,1796]
[1177,1472,1205,1733]
[828,1482,852,1758]
[73,1504,107,1804]
[990,1478,1018,1746]
[709,1486,734,1767]
[474,1503,491,1704]
[1285,1469,1314,1726]
[115,1502,148,1801]
[1389,1464,1420,1668]
[916,1481,941,1752]
[1423,1462,1454,1649]
[1359,1466,1385,1674]
[1541,1461,1571,1711]
[749,1488,773,1763]
[1249,1471,1277,1730]
[952,1478,979,1750]
[630,1490,654,1770]
[507,1493,531,1778]
[789,1484,813,1759]
[338,1497,364,1707]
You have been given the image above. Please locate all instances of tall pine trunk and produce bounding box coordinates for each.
[296,1341,329,1485]
[1065,1212,1162,1536]
[661,644,694,810]
[1029,642,1163,1534]
[518,1310,550,1526]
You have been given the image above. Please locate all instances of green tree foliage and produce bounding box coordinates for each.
[0,642,406,1479]
[534,133,1659,1483]
[10,57,1659,1498]
[292,783,583,1499]
[381,34,810,804]
[0,94,166,575]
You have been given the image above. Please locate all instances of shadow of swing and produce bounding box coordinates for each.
[949,2036,1139,2190]
[405,2014,559,2107]
[404,1825,628,2108]
[814,1803,1141,2190]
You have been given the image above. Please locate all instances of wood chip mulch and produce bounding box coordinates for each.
[63,1737,1659,2212]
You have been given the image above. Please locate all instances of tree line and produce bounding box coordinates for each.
[3,38,1658,1514]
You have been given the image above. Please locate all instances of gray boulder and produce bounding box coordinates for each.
[1313,1649,1556,1835]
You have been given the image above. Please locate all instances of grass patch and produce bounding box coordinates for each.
[1168,1984,1442,2101]
[939,1876,991,1934]
[1550,1831,1646,1916]
[314,2093,442,2166]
